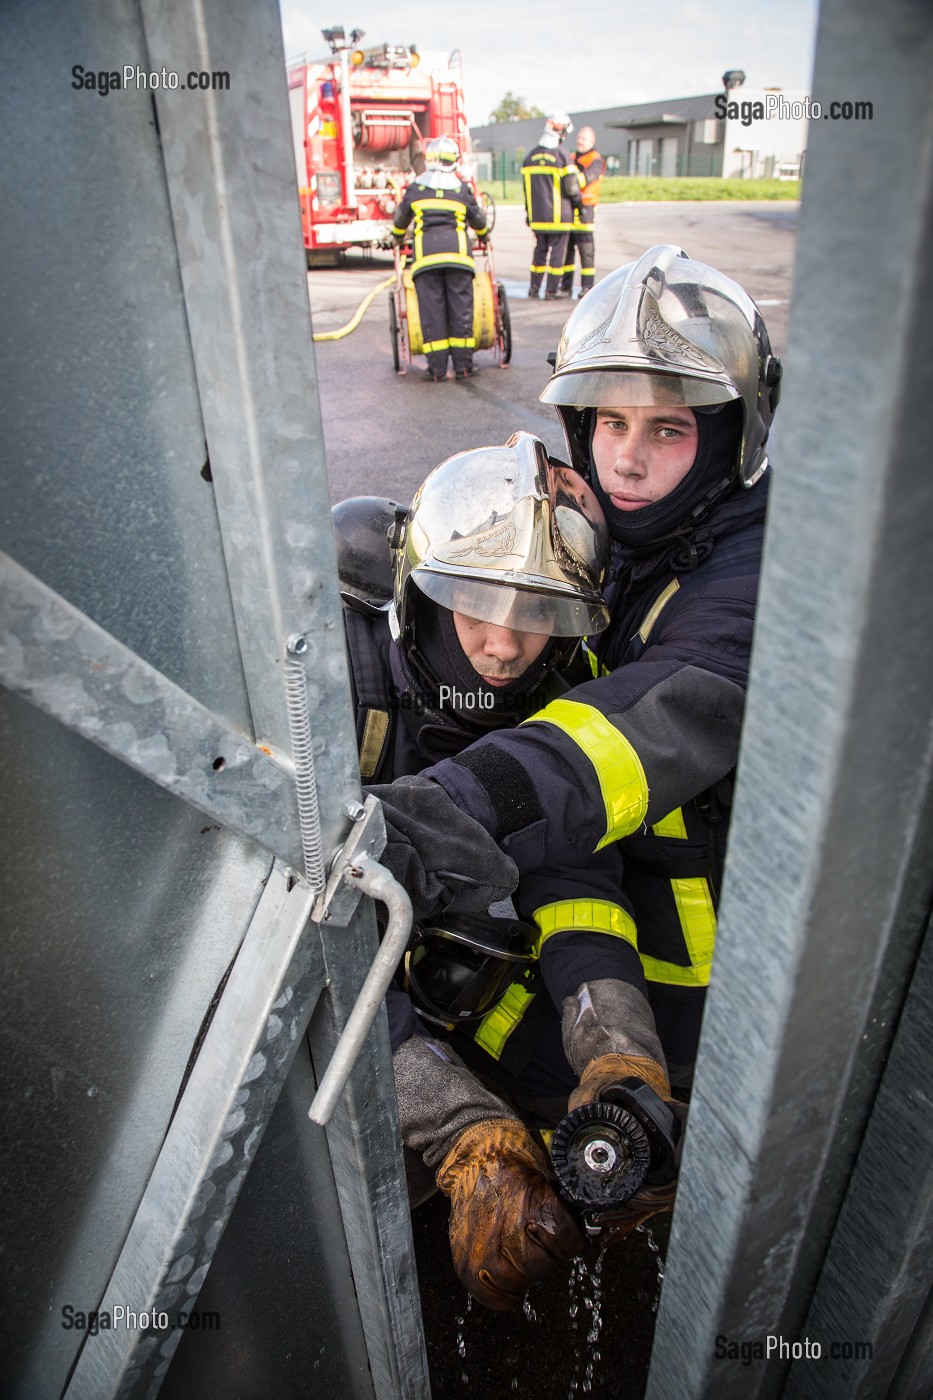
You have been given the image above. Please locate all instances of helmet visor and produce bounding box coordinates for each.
[413,569,609,637]
[540,368,740,409]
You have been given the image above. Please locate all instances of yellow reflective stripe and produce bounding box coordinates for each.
[641,877,716,987]
[530,263,549,273]
[524,698,648,849]
[652,807,687,839]
[580,266,595,275]
[474,978,536,1060]
[413,251,475,271]
[358,709,389,780]
[421,338,450,351]
[448,336,475,348]
[410,198,470,213]
[639,952,711,987]
[532,899,637,953]
[639,578,680,644]
[673,877,716,965]
[529,220,577,232]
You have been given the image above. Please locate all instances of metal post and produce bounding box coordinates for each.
[647,0,933,1395]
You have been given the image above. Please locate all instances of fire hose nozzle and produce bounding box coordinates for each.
[550,1077,682,1223]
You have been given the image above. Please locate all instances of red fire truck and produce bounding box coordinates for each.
[288,27,483,258]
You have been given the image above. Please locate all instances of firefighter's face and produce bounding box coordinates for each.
[453,613,551,687]
[591,405,698,511]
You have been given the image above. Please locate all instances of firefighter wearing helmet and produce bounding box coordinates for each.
[371,247,784,1303]
[334,432,612,1306]
[391,135,490,381]
[560,125,606,298]
[521,112,584,299]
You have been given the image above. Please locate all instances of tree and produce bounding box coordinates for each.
[489,91,544,123]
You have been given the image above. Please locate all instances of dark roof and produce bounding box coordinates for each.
[470,94,721,148]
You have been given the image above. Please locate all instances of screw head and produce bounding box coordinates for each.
[286,634,308,655]
[346,801,366,822]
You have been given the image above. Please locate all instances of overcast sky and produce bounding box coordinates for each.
[278,0,820,127]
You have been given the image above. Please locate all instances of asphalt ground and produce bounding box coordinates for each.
[308,201,798,509]
[308,203,798,1397]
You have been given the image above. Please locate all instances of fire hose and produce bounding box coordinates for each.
[312,274,396,343]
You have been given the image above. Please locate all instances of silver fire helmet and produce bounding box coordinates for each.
[540,244,783,487]
[425,135,460,169]
[390,431,610,642]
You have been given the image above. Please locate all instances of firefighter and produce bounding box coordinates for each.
[391,135,489,382]
[370,246,783,1284]
[521,113,584,299]
[334,433,613,1308]
[560,126,605,298]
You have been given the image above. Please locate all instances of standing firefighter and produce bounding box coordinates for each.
[561,125,605,298]
[521,113,584,299]
[391,135,489,382]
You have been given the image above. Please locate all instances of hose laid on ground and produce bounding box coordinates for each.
[312,274,396,342]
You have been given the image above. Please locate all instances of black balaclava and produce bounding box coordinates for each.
[409,590,556,724]
[588,398,745,549]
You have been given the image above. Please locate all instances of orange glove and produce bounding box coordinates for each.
[436,1118,584,1311]
[568,1051,672,1111]
[568,1053,680,1243]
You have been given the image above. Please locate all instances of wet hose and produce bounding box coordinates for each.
[312,274,396,342]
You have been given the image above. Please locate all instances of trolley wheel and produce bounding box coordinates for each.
[496,283,512,366]
[480,191,496,234]
[388,292,401,372]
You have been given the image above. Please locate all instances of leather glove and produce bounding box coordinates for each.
[569,1052,682,1244]
[568,1051,672,1112]
[437,1118,584,1311]
[366,774,518,921]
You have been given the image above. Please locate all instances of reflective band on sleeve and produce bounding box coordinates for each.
[359,708,390,780]
[640,877,716,986]
[652,807,687,839]
[525,698,649,850]
[638,578,680,644]
[474,977,536,1060]
[532,898,638,953]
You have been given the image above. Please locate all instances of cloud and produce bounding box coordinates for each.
[279,0,818,125]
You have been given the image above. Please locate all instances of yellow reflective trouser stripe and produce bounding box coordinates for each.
[533,899,637,953]
[448,336,475,347]
[422,338,450,352]
[524,698,649,850]
[530,262,549,273]
[474,978,536,1060]
[652,807,687,838]
[641,878,716,987]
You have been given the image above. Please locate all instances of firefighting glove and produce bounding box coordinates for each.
[437,1118,584,1311]
[568,1051,672,1112]
[366,774,518,921]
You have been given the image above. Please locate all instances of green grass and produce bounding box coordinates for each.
[482,177,801,204]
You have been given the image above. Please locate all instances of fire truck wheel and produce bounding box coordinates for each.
[480,192,496,234]
[496,284,512,365]
[388,294,401,373]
